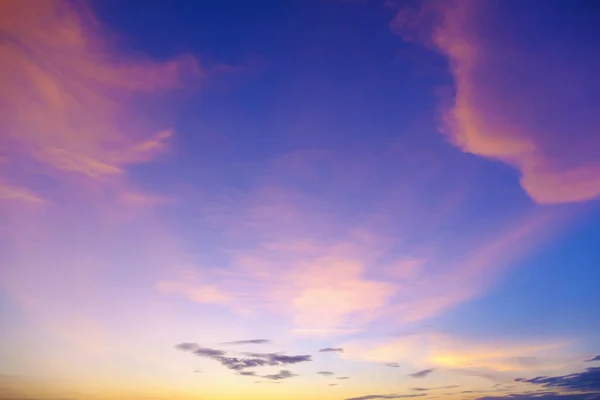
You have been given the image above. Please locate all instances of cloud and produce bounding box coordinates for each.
[409,369,435,378]
[337,376,350,380]
[320,347,344,353]
[193,347,227,358]
[176,344,312,371]
[0,0,201,182]
[175,343,200,352]
[387,362,401,367]
[586,356,600,363]
[346,395,426,400]
[238,371,256,376]
[221,339,271,345]
[516,367,600,392]
[261,370,297,381]
[344,333,570,375]
[317,371,335,376]
[0,184,45,204]
[330,384,338,386]
[390,0,600,203]
[157,281,229,304]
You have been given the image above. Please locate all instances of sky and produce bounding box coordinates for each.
[1,0,600,400]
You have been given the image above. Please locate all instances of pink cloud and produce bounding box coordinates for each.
[390,0,600,204]
[0,0,201,184]
[158,149,565,336]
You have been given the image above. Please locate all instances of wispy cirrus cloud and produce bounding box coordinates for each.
[159,165,561,336]
[390,0,600,204]
[343,333,571,374]
[0,0,212,361]
[0,0,201,183]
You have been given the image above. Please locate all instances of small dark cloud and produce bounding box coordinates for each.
[241,352,312,365]
[238,371,256,376]
[515,367,600,392]
[194,347,226,357]
[254,381,262,384]
[177,344,313,371]
[319,348,344,353]
[412,385,459,392]
[221,339,271,345]
[262,370,297,381]
[386,363,400,367]
[194,370,202,373]
[330,384,338,386]
[586,355,600,362]
[318,371,334,376]
[408,369,434,378]
[346,394,426,400]
[175,342,199,351]
[337,376,350,380]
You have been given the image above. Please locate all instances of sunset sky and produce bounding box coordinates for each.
[1,1,600,400]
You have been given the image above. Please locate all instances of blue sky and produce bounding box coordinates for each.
[1,1,600,400]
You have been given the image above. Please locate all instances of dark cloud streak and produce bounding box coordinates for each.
[408,369,434,378]
[319,347,344,353]
[221,339,271,345]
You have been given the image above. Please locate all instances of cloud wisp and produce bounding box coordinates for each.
[262,370,297,381]
[221,339,271,345]
[319,347,344,353]
[408,369,435,378]
[176,343,312,371]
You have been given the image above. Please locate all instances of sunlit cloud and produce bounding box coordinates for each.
[390,0,600,204]
[158,158,561,336]
[343,333,572,373]
[0,0,205,362]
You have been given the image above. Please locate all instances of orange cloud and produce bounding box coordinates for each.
[391,0,600,204]
[343,333,571,373]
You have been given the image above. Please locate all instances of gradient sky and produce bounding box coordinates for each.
[1,1,600,400]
